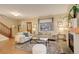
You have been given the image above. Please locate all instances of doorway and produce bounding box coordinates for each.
[27,22,32,33]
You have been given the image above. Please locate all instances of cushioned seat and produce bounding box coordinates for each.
[32,44,47,54]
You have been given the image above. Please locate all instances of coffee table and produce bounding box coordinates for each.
[30,38,48,46]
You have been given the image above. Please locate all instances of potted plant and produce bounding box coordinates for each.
[68,4,79,19]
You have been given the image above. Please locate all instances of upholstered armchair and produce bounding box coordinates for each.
[32,44,47,54]
[15,32,32,43]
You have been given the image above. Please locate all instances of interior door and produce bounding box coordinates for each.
[27,22,32,33]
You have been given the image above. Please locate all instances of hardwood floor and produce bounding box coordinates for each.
[0,38,73,54]
[0,39,32,54]
[0,49,32,54]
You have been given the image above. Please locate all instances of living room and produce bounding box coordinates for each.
[0,4,78,54]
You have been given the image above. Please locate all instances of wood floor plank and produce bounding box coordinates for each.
[0,38,32,54]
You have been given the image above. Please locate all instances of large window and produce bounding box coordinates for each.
[38,18,53,32]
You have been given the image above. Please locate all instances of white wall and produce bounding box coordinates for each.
[74,34,79,53]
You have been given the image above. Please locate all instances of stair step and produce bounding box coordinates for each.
[0,34,9,41]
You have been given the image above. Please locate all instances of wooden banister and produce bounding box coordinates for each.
[0,22,10,29]
[0,21,12,38]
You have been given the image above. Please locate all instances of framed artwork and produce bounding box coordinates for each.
[38,18,53,32]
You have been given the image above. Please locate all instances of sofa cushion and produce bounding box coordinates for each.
[23,32,29,37]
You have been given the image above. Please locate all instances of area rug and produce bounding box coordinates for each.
[15,41,61,54]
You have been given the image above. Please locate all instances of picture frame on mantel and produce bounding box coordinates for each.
[38,18,53,32]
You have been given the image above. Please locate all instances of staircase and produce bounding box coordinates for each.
[0,21,12,38]
[0,34,9,41]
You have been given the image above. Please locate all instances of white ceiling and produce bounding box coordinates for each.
[0,4,71,19]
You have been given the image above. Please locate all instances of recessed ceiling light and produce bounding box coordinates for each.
[10,11,21,16]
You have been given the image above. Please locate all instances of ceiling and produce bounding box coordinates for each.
[0,4,72,20]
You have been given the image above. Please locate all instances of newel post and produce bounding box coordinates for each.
[10,28,12,38]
